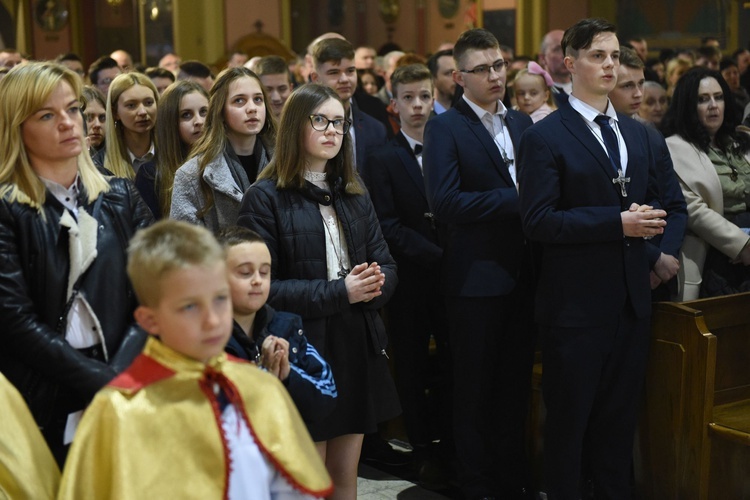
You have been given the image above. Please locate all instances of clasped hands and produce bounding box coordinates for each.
[621,203,666,238]
[345,262,385,304]
[260,336,291,381]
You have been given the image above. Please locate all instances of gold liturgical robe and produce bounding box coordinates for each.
[0,373,60,500]
[58,338,332,499]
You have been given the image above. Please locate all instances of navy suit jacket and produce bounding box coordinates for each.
[351,99,387,179]
[643,125,687,265]
[423,98,533,297]
[518,100,659,327]
[368,132,442,272]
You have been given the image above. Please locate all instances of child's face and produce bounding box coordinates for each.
[223,76,266,140]
[514,73,549,116]
[135,262,233,363]
[392,80,433,133]
[226,242,271,317]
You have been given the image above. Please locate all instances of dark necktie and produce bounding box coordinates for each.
[414,144,423,156]
[593,114,621,172]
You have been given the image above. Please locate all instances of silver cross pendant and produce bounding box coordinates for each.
[612,169,630,197]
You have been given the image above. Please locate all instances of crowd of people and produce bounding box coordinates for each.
[1,16,750,500]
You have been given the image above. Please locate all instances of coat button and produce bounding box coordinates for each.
[297,329,303,336]
[292,347,298,354]
[324,195,330,202]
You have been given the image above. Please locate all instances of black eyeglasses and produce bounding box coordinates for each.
[309,114,351,135]
[459,60,509,76]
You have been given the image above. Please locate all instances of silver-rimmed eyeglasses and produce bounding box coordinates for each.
[459,60,509,76]
[309,114,351,135]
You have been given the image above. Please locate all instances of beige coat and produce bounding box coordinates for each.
[666,134,750,300]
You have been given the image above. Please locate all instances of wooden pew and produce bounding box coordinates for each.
[635,293,750,499]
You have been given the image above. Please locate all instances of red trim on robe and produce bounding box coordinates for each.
[108,354,176,392]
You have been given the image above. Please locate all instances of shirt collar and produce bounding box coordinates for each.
[400,131,422,154]
[462,94,507,121]
[568,94,618,125]
[40,173,81,208]
[127,142,156,165]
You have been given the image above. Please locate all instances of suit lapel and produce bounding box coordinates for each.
[393,134,427,198]
[559,103,618,183]
[455,99,514,186]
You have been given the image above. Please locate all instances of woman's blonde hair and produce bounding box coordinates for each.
[103,72,159,179]
[0,62,109,210]
[258,83,363,195]
[189,67,277,217]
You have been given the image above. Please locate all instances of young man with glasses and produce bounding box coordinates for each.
[423,28,534,500]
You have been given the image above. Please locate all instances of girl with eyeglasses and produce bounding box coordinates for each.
[170,67,275,230]
[237,83,400,500]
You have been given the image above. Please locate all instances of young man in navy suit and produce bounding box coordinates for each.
[423,28,535,500]
[311,38,387,176]
[367,64,450,469]
[518,19,667,499]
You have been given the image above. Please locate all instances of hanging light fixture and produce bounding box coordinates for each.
[149,0,159,21]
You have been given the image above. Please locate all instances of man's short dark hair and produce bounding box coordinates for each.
[56,52,82,64]
[145,66,176,82]
[719,57,737,72]
[256,55,289,77]
[453,29,499,67]
[426,49,453,77]
[88,56,119,84]
[391,64,433,98]
[732,48,750,61]
[619,46,644,70]
[561,18,617,57]
[178,60,213,79]
[312,38,355,67]
[696,46,721,60]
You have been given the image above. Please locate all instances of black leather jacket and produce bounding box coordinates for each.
[0,177,153,426]
[237,177,397,356]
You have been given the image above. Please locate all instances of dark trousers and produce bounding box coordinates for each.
[541,307,650,500]
[388,274,451,448]
[446,291,535,499]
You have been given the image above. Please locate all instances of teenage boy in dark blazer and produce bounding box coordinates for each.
[368,64,449,464]
[423,28,535,500]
